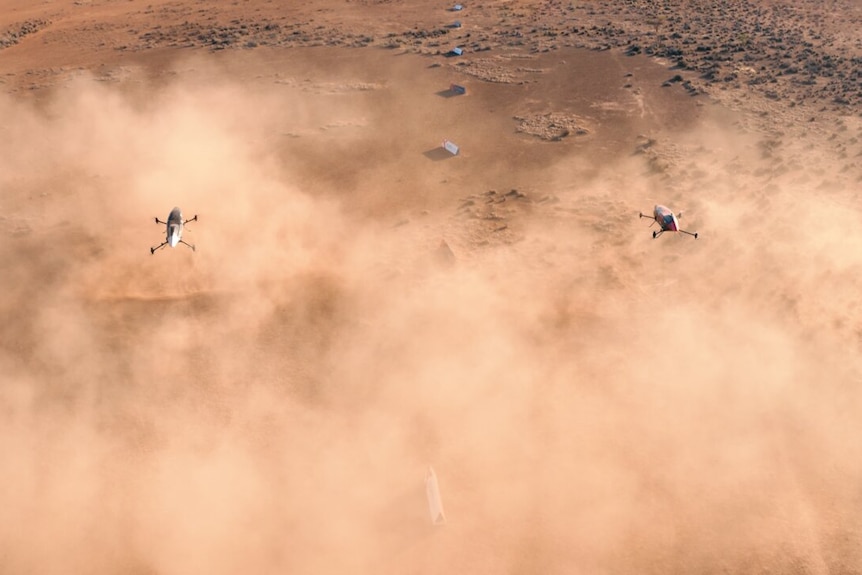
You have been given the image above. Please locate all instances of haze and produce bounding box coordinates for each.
[1,1,861,573]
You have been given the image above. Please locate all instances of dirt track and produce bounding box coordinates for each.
[1,2,862,573]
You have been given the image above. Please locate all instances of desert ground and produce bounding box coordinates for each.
[1,0,862,573]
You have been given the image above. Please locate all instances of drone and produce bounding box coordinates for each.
[151,207,197,254]
[639,204,697,239]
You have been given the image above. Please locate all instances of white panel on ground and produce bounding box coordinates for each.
[425,466,446,525]
[442,140,459,155]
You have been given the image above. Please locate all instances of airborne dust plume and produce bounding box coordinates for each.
[1,50,861,574]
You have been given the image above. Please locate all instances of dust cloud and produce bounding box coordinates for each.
[1,49,861,574]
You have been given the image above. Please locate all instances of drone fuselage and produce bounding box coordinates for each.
[653,204,679,232]
[166,207,184,247]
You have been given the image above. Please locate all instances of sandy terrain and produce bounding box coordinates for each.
[1,1,862,573]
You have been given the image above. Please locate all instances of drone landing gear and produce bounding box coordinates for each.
[652,229,697,239]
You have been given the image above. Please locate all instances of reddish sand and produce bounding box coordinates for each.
[1,1,861,573]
